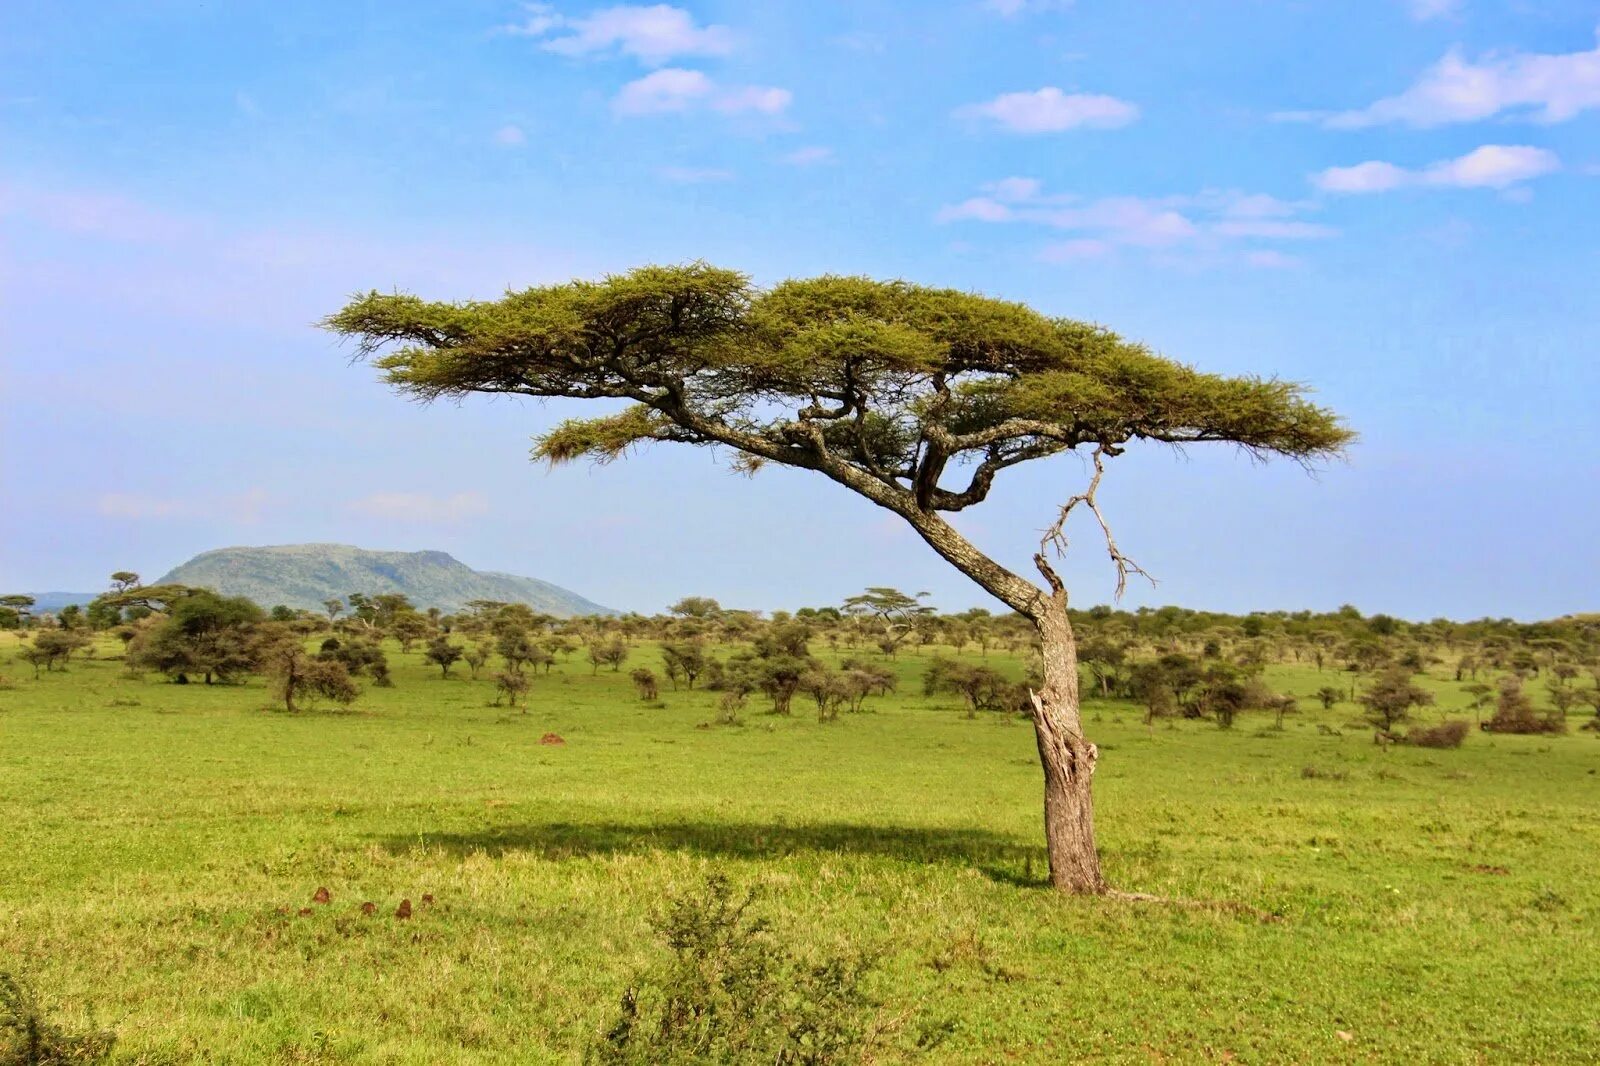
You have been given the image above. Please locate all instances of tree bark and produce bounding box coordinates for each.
[1028,589,1106,894]
[888,504,1106,894]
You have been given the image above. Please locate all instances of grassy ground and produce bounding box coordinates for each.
[1,634,1597,1063]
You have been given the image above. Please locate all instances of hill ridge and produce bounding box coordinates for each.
[156,543,614,617]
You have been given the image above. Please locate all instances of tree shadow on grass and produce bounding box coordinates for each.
[375,819,1050,886]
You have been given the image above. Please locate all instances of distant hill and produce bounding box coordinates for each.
[156,544,615,617]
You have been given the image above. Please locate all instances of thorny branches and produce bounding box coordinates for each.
[1038,445,1157,601]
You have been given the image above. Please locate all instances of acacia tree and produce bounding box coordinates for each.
[327,264,1349,893]
[842,587,935,658]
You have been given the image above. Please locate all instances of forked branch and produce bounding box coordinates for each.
[1039,445,1157,600]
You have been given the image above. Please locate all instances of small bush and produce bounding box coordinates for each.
[0,972,115,1065]
[1482,678,1566,735]
[1407,720,1469,749]
[1300,765,1348,781]
[630,668,659,701]
[590,874,881,1065]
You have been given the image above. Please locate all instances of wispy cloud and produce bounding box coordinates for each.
[983,0,1074,15]
[1295,32,1600,128]
[3,179,591,332]
[346,491,490,524]
[657,165,734,183]
[613,68,790,116]
[1313,145,1561,193]
[501,3,734,65]
[954,87,1138,133]
[492,123,527,146]
[0,184,194,243]
[97,488,270,523]
[780,145,834,166]
[1405,0,1460,22]
[937,179,1332,264]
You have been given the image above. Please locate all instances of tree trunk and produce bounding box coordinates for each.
[1029,599,1106,894]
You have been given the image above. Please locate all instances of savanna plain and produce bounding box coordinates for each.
[2,628,1598,1064]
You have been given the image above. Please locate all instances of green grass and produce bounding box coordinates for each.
[2,635,1598,1063]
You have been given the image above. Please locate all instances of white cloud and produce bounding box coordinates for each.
[504,3,734,65]
[1406,0,1460,21]
[1426,144,1559,187]
[612,68,790,116]
[936,197,1012,223]
[658,165,734,183]
[1314,145,1561,193]
[954,87,1138,133]
[1313,160,1411,194]
[781,145,834,166]
[493,123,527,146]
[347,491,490,524]
[937,178,1335,262]
[1322,33,1600,128]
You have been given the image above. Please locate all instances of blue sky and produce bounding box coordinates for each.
[2,0,1597,618]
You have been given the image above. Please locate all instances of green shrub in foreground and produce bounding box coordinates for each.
[590,873,881,1065]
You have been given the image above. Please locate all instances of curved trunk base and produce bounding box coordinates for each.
[1031,603,1106,894]
[1030,691,1106,894]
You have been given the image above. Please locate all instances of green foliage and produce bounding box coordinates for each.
[590,874,879,1065]
[1483,678,1567,735]
[923,656,1022,717]
[0,973,115,1065]
[423,636,464,677]
[124,590,262,684]
[1359,667,1436,739]
[327,265,1351,527]
[1407,720,1470,748]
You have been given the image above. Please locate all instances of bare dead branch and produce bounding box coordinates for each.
[1038,445,1157,600]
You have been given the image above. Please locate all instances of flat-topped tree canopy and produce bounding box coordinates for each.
[327,263,1349,520]
[330,262,1352,895]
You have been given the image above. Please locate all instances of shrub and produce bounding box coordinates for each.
[0,972,115,1065]
[923,657,1017,718]
[1482,678,1566,735]
[494,671,531,710]
[589,874,879,1065]
[630,668,660,701]
[1407,720,1470,749]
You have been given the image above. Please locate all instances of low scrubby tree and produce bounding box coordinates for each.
[924,656,1019,717]
[125,590,262,684]
[1482,677,1565,734]
[660,639,708,689]
[262,640,359,713]
[494,670,531,711]
[588,634,630,674]
[424,635,464,677]
[1359,667,1435,742]
[630,667,660,700]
